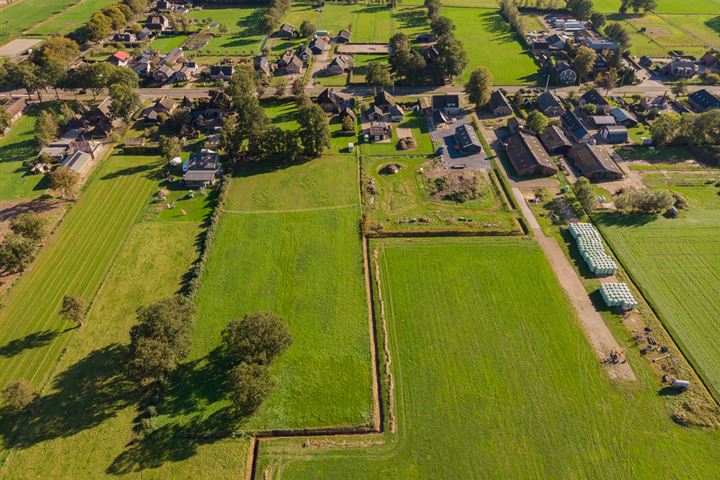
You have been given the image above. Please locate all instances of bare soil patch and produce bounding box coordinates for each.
[337,43,389,54]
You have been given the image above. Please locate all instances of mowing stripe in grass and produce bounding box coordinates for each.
[0,155,160,390]
[225,203,359,214]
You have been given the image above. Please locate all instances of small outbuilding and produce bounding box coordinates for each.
[600,125,628,144]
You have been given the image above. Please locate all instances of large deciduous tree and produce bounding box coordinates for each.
[465,66,493,109]
[221,312,293,366]
[298,103,331,157]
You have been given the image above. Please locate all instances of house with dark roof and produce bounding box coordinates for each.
[540,125,572,155]
[61,151,93,176]
[536,91,564,117]
[546,34,566,50]
[504,126,557,177]
[640,95,668,112]
[579,37,619,52]
[665,58,698,79]
[278,49,295,69]
[374,91,395,109]
[183,149,221,188]
[161,47,184,66]
[284,56,304,74]
[422,45,439,63]
[326,55,352,75]
[254,56,272,77]
[2,97,26,127]
[454,124,482,154]
[561,110,591,143]
[610,107,637,127]
[568,144,622,181]
[140,95,178,122]
[296,45,313,61]
[579,89,609,110]
[309,37,329,54]
[336,29,351,43]
[173,62,197,82]
[415,33,437,43]
[209,65,234,80]
[589,115,616,128]
[489,90,513,116]
[369,121,391,141]
[688,89,720,112]
[275,23,297,39]
[136,28,154,40]
[432,94,461,116]
[639,56,653,68]
[146,14,170,31]
[555,61,577,85]
[154,64,177,83]
[600,125,628,144]
[700,51,720,67]
[315,88,352,114]
[113,32,136,42]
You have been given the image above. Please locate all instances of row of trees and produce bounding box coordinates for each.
[650,110,720,147]
[499,0,527,37]
[260,0,292,35]
[618,0,657,15]
[87,0,148,41]
[222,66,330,161]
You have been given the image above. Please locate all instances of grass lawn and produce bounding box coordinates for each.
[149,34,189,54]
[0,114,48,200]
[188,4,265,56]
[359,111,434,156]
[28,0,116,35]
[445,8,538,84]
[349,54,388,84]
[593,0,720,14]
[257,237,720,478]
[362,156,520,234]
[0,0,79,44]
[596,184,720,399]
[317,4,392,43]
[263,98,300,129]
[159,154,374,432]
[0,153,160,392]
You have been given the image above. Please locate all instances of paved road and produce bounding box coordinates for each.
[1,80,719,101]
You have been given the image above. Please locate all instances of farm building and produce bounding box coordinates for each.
[454,124,482,154]
[315,88,352,114]
[504,126,557,177]
[161,47,184,67]
[578,37,619,52]
[561,110,591,143]
[554,61,577,85]
[113,32,136,42]
[140,96,178,122]
[209,65,234,80]
[489,91,513,116]
[60,151,93,176]
[275,23,297,39]
[327,55,352,75]
[254,56,272,77]
[568,144,622,181]
[638,56,652,68]
[2,97,26,126]
[579,89,610,112]
[336,30,351,43]
[146,14,170,31]
[536,91,564,117]
[183,149,221,188]
[589,115,616,128]
[174,62,198,82]
[600,125,628,144]
[309,38,329,54]
[154,64,177,83]
[610,107,638,127]
[688,89,720,112]
[432,94,461,116]
[540,125,572,155]
[369,121,391,142]
[665,58,697,79]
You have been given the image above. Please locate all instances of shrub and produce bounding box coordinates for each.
[221,312,293,366]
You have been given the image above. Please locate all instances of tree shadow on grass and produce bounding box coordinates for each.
[0,329,60,358]
[101,163,161,181]
[0,344,138,451]
[160,349,229,418]
[705,16,720,34]
[393,7,428,31]
[593,211,658,228]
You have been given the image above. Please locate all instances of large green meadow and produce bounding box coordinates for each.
[0,113,49,200]
[0,0,79,44]
[28,0,116,35]
[257,238,720,478]
[159,154,375,433]
[597,184,720,399]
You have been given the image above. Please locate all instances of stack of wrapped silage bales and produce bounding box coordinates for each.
[599,283,638,310]
[568,223,617,276]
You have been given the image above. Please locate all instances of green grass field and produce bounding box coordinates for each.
[0,153,160,392]
[593,0,720,14]
[0,113,48,200]
[445,8,538,84]
[149,34,189,54]
[359,110,434,156]
[257,237,720,478]
[28,0,116,35]
[362,156,520,234]
[0,0,79,44]
[596,184,720,398]
[158,154,374,433]
[620,13,720,57]
[188,4,265,56]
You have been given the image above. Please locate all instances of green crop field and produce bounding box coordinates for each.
[0,0,79,44]
[188,4,265,56]
[362,156,520,234]
[0,113,48,200]
[158,154,374,433]
[0,153,160,392]
[445,8,538,84]
[149,34,189,54]
[28,0,117,35]
[257,238,720,479]
[596,184,720,398]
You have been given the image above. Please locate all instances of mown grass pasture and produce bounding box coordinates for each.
[0,0,79,44]
[0,153,160,391]
[187,4,265,56]
[149,34,189,54]
[28,0,116,35]
[592,0,720,14]
[160,154,374,432]
[362,156,520,234]
[445,8,538,84]
[596,184,720,398]
[257,238,720,479]
[0,113,48,200]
